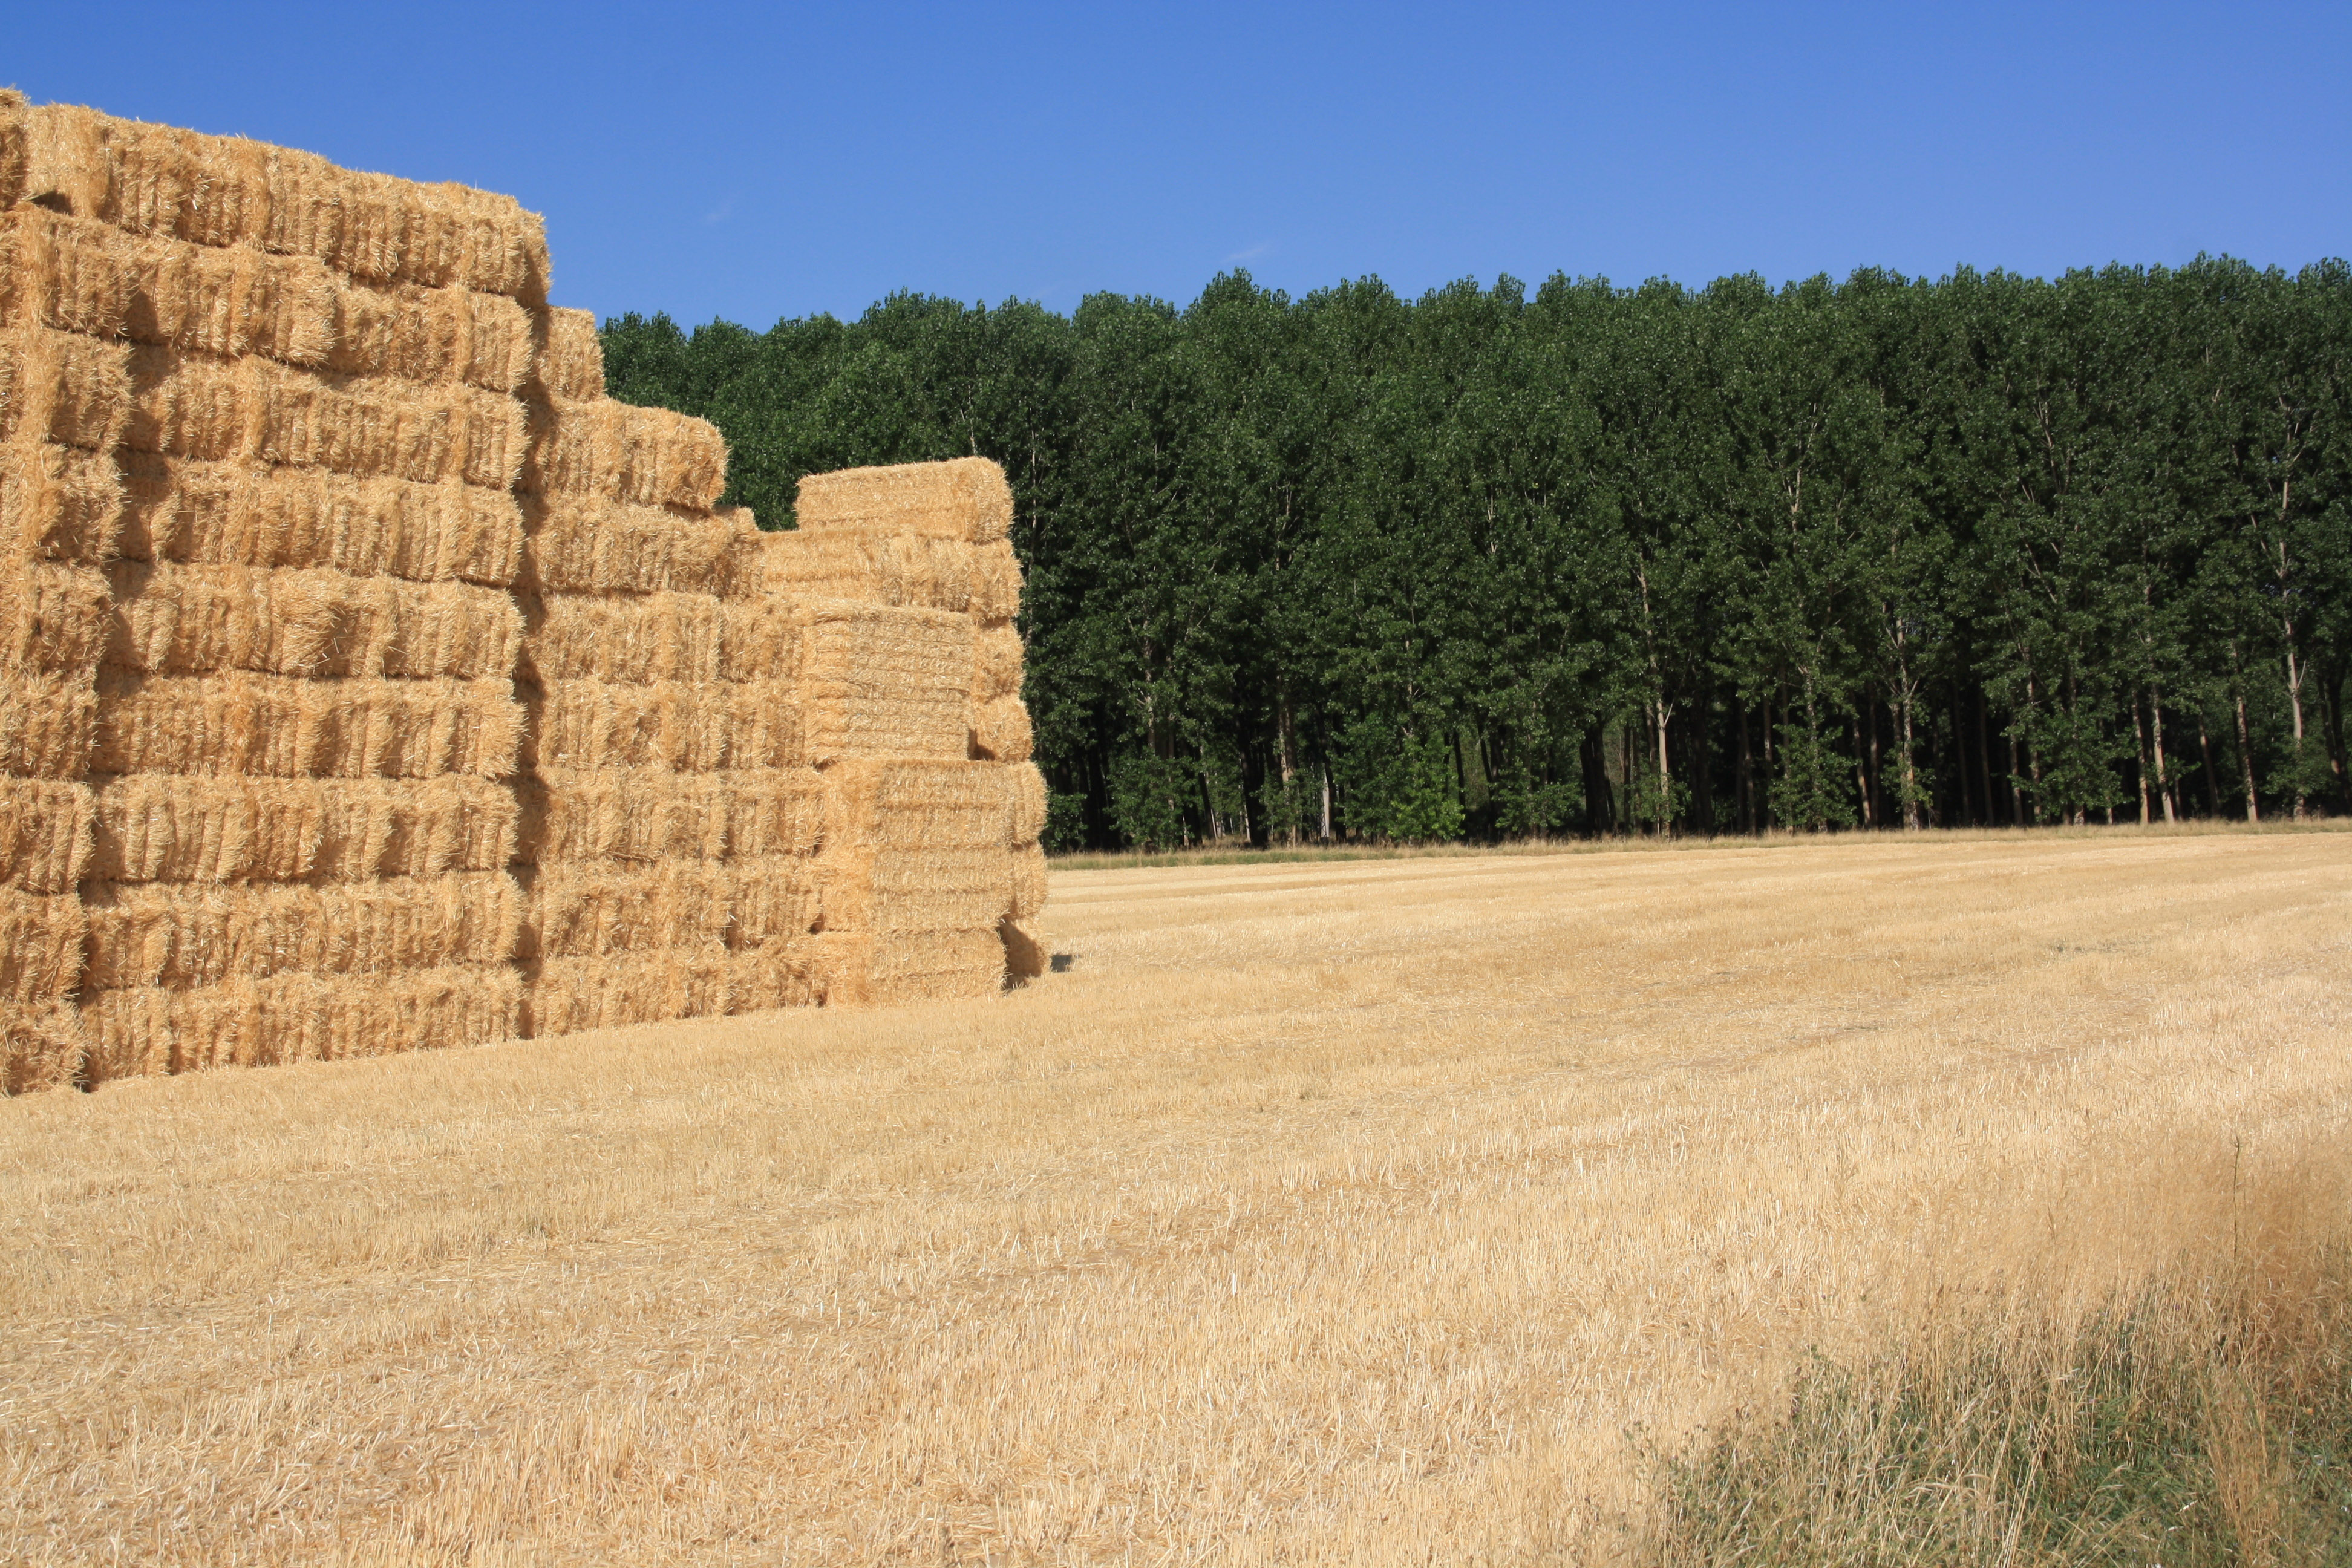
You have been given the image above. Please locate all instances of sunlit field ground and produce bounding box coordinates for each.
[3,826,2347,1564]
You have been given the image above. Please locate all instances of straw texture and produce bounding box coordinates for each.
[105,561,523,679]
[119,456,523,584]
[93,671,521,779]
[11,102,549,301]
[760,526,1022,621]
[800,599,976,762]
[81,964,523,1081]
[795,456,1012,543]
[89,774,519,884]
[82,874,520,990]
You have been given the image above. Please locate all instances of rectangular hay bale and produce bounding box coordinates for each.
[0,559,110,675]
[82,872,520,990]
[0,888,85,1004]
[81,962,523,1081]
[793,457,1011,544]
[528,677,802,773]
[535,307,604,403]
[799,599,975,762]
[93,670,523,779]
[820,758,1030,852]
[119,456,523,585]
[2,441,124,562]
[105,560,523,680]
[523,491,760,596]
[0,776,93,892]
[814,843,1014,935]
[14,103,550,301]
[0,674,95,777]
[818,927,1006,1008]
[760,525,1022,620]
[518,766,824,866]
[125,347,527,489]
[90,773,518,884]
[0,323,132,451]
[521,949,732,1037]
[2,999,83,1094]
[520,396,727,512]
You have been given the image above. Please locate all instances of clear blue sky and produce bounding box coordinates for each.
[13,2,2349,328]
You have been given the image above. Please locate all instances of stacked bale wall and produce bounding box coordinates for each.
[513,309,828,1030]
[773,459,1047,1002]
[0,94,1047,1090]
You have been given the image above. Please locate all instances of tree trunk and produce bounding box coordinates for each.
[2198,716,2220,818]
[1655,701,1672,838]
[1278,693,1299,847]
[1581,724,1614,838]
[1319,763,1332,841]
[1899,692,1922,829]
[1736,700,1753,834]
[1976,691,1998,826]
[1853,709,1875,829]
[2150,687,2175,823]
[2230,642,2259,822]
[2133,696,2152,825]
[2284,644,2308,820]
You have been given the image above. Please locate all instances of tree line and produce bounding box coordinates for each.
[601,259,2351,848]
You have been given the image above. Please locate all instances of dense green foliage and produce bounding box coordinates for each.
[602,261,2352,849]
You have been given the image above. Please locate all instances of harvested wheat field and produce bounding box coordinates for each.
[2,825,2348,1564]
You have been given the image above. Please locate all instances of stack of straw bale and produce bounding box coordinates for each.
[512,309,827,1031]
[771,459,1048,1003]
[0,95,1048,1090]
[3,91,544,1081]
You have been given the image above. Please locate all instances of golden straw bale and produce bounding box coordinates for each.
[1005,762,1048,846]
[88,774,518,884]
[819,927,1006,1008]
[81,962,523,1081]
[724,941,828,1013]
[2,442,124,562]
[81,873,520,991]
[973,621,1023,704]
[520,857,815,961]
[0,207,140,339]
[518,766,825,866]
[971,694,1034,764]
[0,675,94,777]
[0,560,110,674]
[523,492,760,596]
[761,524,1018,616]
[0,91,25,209]
[328,281,531,391]
[0,324,132,451]
[820,758,1022,851]
[536,307,605,403]
[794,457,1011,544]
[0,889,85,1003]
[105,561,523,680]
[814,843,1015,935]
[528,678,802,773]
[1008,841,1047,921]
[799,599,975,762]
[0,207,534,388]
[521,950,731,1037]
[12,102,549,300]
[522,589,722,685]
[93,671,522,779]
[123,347,527,488]
[0,777,94,892]
[520,395,728,511]
[1,1001,83,1094]
[521,861,727,959]
[119,457,523,585]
